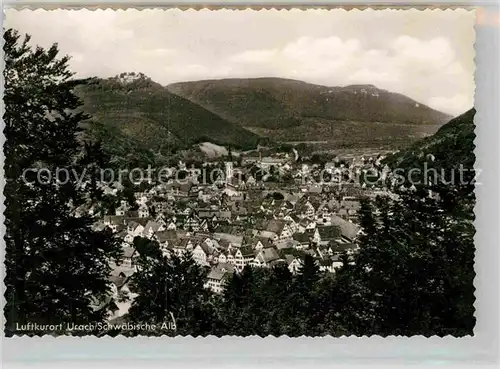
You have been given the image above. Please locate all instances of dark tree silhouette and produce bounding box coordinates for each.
[3,29,122,335]
[127,237,214,336]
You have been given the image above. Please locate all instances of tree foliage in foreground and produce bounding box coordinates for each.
[125,237,215,336]
[3,29,122,335]
[337,189,475,336]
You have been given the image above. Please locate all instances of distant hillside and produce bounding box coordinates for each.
[384,108,475,168]
[167,77,452,147]
[383,108,475,186]
[76,73,260,165]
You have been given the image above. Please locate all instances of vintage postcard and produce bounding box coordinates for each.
[3,8,476,337]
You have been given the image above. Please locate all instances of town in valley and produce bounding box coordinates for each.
[99,147,394,322]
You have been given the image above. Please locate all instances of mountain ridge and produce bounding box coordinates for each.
[167,77,452,148]
[75,73,261,165]
[167,76,451,126]
[74,73,460,166]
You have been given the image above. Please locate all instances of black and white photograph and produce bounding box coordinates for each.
[3,8,476,337]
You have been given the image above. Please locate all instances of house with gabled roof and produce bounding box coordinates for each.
[330,215,360,243]
[315,225,342,246]
[121,230,134,245]
[168,181,193,198]
[152,200,170,214]
[193,241,217,266]
[115,202,129,216]
[256,219,292,241]
[196,207,216,219]
[252,247,280,268]
[103,215,126,232]
[275,239,300,251]
[222,248,236,265]
[329,239,359,255]
[246,174,256,187]
[213,231,244,248]
[218,252,227,264]
[241,235,272,251]
[296,200,315,218]
[204,266,232,294]
[172,237,194,256]
[143,220,165,239]
[234,246,256,271]
[138,204,150,218]
[285,255,302,275]
[324,161,337,174]
[318,254,346,273]
[256,237,274,250]
[154,230,179,250]
[183,214,201,232]
[165,219,176,230]
[296,217,316,234]
[109,265,135,291]
[284,213,301,231]
[280,200,295,213]
[122,247,138,269]
[340,197,361,212]
[126,220,145,238]
[279,222,294,241]
[292,232,311,249]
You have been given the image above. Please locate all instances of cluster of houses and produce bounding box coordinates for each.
[99,151,395,320]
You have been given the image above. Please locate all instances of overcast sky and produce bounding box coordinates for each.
[6,9,475,115]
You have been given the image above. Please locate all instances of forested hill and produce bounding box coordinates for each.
[383,108,476,174]
[74,73,459,166]
[167,77,451,145]
[75,73,261,166]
